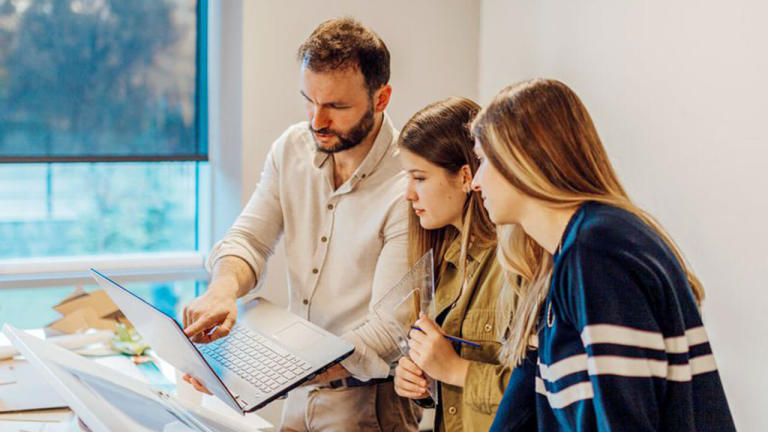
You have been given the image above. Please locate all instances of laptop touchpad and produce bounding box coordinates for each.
[273,322,324,351]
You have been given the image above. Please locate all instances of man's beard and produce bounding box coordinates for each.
[310,103,375,154]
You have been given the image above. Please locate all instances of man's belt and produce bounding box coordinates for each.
[327,376,393,389]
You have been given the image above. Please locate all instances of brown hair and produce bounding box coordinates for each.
[471,79,704,365]
[399,97,496,279]
[297,17,390,92]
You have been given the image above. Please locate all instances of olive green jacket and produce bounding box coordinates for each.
[433,238,511,432]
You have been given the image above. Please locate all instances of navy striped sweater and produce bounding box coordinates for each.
[491,202,735,431]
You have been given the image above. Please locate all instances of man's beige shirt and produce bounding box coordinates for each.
[206,114,407,379]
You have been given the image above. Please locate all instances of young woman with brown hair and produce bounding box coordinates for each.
[471,79,735,431]
[393,97,535,431]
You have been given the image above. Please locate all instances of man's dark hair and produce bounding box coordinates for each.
[297,18,390,92]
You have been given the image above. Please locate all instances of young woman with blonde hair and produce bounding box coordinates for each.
[393,97,535,431]
[470,79,735,431]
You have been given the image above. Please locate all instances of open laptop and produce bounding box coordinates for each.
[90,268,354,414]
[2,324,265,432]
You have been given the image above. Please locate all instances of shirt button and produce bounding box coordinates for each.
[448,406,457,415]
[312,268,319,274]
[321,236,327,242]
[484,323,493,332]
[302,299,309,305]
[327,204,334,210]
[361,173,367,178]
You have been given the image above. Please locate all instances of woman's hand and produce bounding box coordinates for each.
[394,356,429,399]
[408,313,470,387]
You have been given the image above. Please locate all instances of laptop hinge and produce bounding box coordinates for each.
[234,394,248,408]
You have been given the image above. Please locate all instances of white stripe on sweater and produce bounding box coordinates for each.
[580,324,710,354]
[538,354,588,382]
[539,353,718,384]
[587,355,668,378]
[535,377,594,409]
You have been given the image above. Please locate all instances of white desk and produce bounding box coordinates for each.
[0,329,273,431]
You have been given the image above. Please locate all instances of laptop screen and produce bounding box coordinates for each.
[90,269,240,413]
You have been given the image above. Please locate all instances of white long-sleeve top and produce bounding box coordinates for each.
[206,114,408,379]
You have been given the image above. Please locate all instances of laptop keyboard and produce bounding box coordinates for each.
[196,325,314,394]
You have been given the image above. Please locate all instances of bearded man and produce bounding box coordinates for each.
[182,18,420,432]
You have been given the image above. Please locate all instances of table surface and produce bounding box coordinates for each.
[0,329,273,431]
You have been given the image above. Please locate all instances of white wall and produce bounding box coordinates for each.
[215,0,480,426]
[479,1,768,430]
[208,0,243,245]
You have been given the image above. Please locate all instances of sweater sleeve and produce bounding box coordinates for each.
[489,350,538,432]
[555,244,671,432]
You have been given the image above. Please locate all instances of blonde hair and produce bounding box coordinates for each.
[398,97,496,280]
[471,79,704,366]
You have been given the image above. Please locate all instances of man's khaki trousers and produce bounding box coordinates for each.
[279,381,422,432]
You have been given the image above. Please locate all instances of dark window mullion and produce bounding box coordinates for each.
[0,155,209,164]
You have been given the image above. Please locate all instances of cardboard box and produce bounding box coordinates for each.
[46,288,129,334]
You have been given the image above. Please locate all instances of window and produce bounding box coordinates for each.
[0,0,209,328]
[0,0,208,162]
[0,162,201,258]
[0,281,203,328]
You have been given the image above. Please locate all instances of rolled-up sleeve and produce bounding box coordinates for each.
[205,133,286,289]
[340,194,409,379]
